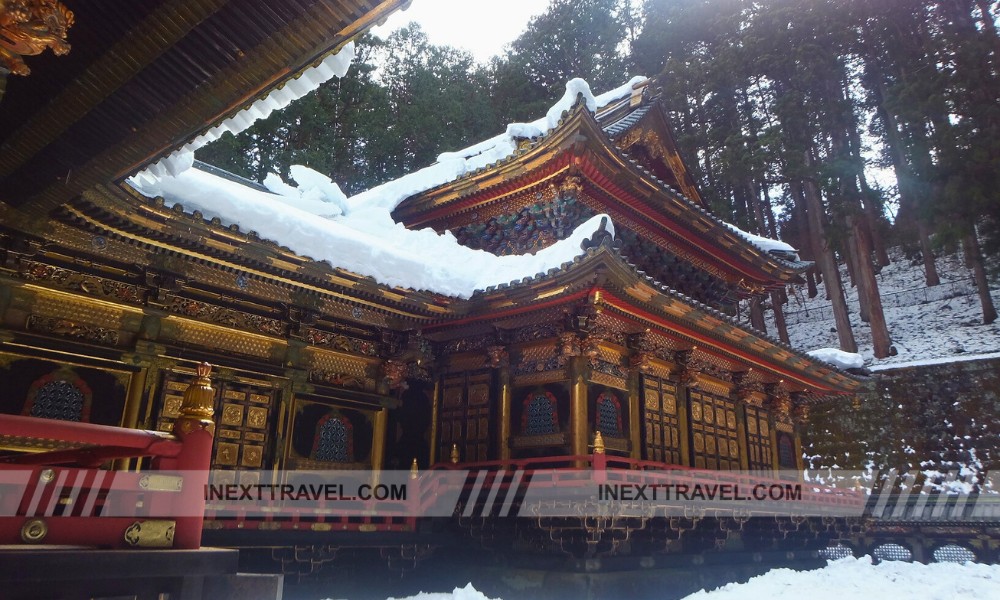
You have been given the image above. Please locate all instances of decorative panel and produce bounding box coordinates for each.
[641,376,681,465]
[745,404,773,472]
[164,318,277,359]
[155,370,278,471]
[689,390,740,470]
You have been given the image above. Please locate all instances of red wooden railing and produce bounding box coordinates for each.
[0,364,216,549]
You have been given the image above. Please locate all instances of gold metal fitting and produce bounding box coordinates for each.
[450,443,460,464]
[410,458,419,480]
[21,518,48,543]
[38,469,55,484]
[180,362,215,419]
[591,431,606,455]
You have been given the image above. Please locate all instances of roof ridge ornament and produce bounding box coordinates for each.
[580,216,618,253]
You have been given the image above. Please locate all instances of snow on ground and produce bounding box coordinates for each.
[767,248,1000,370]
[340,557,1000,600]
[684,557,1000,600]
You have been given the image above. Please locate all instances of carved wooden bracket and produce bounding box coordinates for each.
[485,345,509,369]
[0,0,74,77]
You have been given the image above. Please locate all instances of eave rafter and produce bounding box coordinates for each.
[55,185,453,326]
[422,244,859,396]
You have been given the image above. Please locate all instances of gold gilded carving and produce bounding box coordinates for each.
[215,442,239,466]
[247,406,268,429]
[691,402,702,422]
[747,417,757,435]
[249,393,270,404]
[486,345,509,369]
[703,405,714,424]
[513,370,566,386]
[382,359,407,391]
[18,261,143,303]
[468,383,489,406]
[729,440,739,458]
[716,408,726,426]
[162,395,183,418]
[760,419,769,437]
[644,388,659,410]
[166,381,188,392]
[693,433,704,453]
[241,445,263,468]
[245,432,265,442]
[124,520,175,548]
[221,404,244,426]
[218,429,241,440]
[590,371,627,390]
[726,410,737,430]
[25,315,120,345]
[223,390,246,401]
[793,402,810,425]
[167,318,275,359]
[705,436,716,454]
[0,0,73,76]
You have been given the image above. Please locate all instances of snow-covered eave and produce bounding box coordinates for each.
[131,41,358,183]
[347,77,650,215]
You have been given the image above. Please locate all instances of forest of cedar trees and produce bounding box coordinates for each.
[199,0,1000,358]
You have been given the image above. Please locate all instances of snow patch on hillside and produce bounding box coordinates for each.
[767,249,1000,370]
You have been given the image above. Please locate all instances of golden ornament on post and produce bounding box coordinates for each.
[410,458,419,480]
[592,431,606,455]
[173,362,216,437]
[450,443,459,464]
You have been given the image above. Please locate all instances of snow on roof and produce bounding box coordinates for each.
[807,348,865,370]
[127,166,613,299]
[132,43,357,181]
[344,76,649,213]
[721,221,799,258]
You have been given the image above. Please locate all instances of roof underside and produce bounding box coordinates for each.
[0,0,406,217]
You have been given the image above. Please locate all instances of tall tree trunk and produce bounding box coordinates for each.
[800,156,858,353]
[963,230,998,324]
[749,295,767,333]
[771,289,790,345]
[850,215,894,358]
[917,221,941,287]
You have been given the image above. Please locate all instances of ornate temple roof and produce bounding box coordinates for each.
[384,82,810,292]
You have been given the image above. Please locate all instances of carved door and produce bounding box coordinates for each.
[641,376,682,464]
[438,370,492,463]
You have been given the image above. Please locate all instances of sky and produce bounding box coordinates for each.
[371,0,550,63]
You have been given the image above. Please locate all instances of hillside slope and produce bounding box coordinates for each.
[764,250,1000,371]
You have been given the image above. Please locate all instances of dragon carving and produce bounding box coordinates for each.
[0,0,74,76]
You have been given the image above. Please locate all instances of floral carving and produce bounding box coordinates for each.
[26,315,119,345]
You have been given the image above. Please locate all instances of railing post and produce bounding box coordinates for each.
[592,431,606,484]
[169,363,216,549]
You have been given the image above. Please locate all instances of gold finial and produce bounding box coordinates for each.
[173,362,215,436]
[592,431,606,455]
[450,443,460,464]
[410,458,419,480]
[180,362,215,419]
